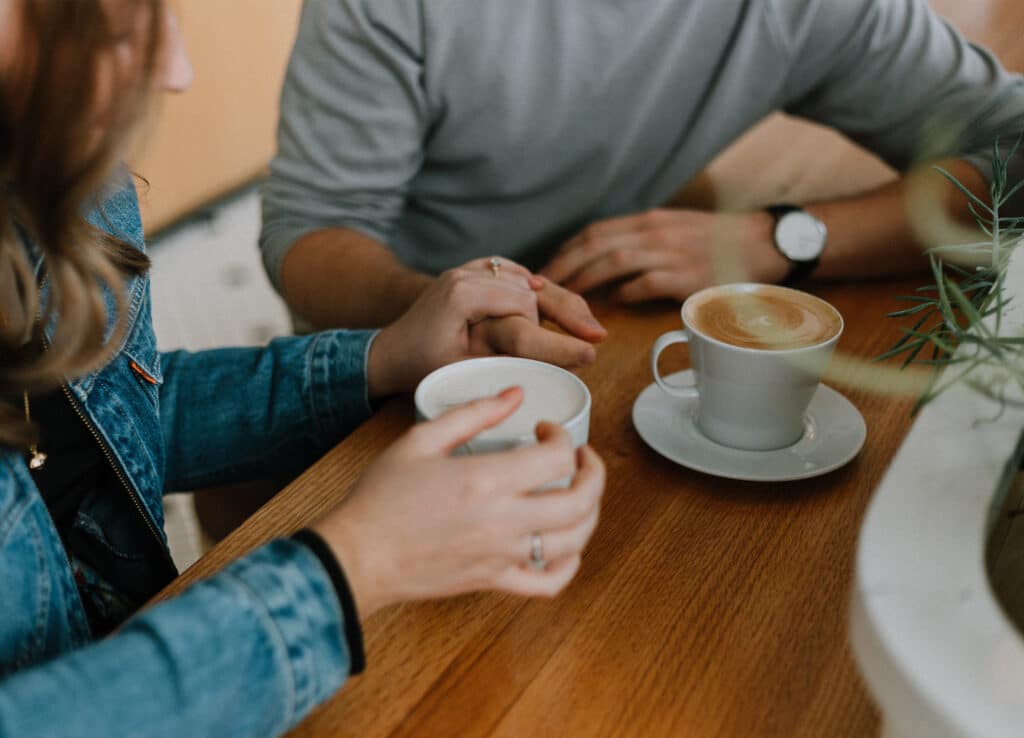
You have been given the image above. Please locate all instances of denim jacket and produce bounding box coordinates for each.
[0,180,375,737]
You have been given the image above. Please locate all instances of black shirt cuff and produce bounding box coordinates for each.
[292,528,366,675]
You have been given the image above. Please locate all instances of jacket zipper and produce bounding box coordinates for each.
[36,277,174,567]
[58,383,174,567]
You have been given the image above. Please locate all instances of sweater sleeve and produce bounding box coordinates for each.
[769,0,1024,207]
[260,0,429,291]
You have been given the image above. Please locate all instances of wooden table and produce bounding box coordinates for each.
[161,280,924,737]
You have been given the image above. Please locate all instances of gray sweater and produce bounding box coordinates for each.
[261,0,1024,289]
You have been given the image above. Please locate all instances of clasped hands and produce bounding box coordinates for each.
[367,257,609,399]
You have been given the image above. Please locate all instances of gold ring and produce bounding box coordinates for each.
[489,257,501,278]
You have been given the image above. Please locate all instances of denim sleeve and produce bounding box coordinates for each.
[769,0,1024,208]
[159,329,377,492]
[0,539,351,738]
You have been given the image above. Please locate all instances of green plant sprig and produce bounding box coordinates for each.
[881,137,1024,411]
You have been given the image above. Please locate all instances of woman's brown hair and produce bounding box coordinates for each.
[0,0,164,448]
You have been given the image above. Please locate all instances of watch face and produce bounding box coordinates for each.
[775,212,827,262]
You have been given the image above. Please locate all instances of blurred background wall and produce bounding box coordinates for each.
[130,0,302,233]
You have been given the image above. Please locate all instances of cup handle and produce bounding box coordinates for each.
[651,330,699,399]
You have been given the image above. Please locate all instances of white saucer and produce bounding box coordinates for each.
[632,370,867,483]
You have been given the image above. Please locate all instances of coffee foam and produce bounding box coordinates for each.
[685,285,841,350]
[418,361,587,441]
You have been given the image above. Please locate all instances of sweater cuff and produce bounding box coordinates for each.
[292,529,366,675]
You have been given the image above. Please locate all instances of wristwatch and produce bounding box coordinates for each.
[766,204,827,286]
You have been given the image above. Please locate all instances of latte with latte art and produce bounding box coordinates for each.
[685,284,842,351]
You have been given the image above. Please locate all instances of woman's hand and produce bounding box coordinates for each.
[366,257,606,398]
[312,388,606,618]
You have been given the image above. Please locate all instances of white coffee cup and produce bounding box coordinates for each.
[651,283,843,451]
[415,357,591,480]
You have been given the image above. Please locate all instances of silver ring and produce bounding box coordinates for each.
[529,532,546,570]
[489,257,501,278]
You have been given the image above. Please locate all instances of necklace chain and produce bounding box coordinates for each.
[23,390,47,470]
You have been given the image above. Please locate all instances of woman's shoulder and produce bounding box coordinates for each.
[88,170,146,254]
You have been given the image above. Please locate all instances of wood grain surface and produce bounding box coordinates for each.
[156,3,1024,736]
[160,280,917,738]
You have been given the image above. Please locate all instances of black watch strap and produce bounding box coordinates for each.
[766,203,800,219]
[767,204,821,286]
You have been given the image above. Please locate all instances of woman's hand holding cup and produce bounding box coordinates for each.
[312,388,606,618]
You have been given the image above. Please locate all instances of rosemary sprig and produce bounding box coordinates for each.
[881,137,1024,409]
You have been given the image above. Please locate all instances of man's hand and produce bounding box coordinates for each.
[542,209,789,303]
